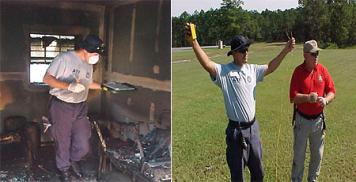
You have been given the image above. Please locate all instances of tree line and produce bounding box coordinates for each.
[172,0,356,48]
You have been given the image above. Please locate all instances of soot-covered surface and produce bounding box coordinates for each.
[0,142,132,181]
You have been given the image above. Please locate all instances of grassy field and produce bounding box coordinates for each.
[172,43,356,181]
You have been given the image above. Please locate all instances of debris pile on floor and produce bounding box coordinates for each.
[104,127,171,182]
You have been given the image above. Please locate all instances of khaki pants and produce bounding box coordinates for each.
[291,112,324,182]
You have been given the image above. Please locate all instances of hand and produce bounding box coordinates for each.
[309,92,318,103]
[184,22,196,44]
[68,82,85,93]
[284,37,295,53]
[317,97,328,107]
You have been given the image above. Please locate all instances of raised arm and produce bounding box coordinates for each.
[191,40,217,77]
[264,37,295,76]
[185,23,217,77]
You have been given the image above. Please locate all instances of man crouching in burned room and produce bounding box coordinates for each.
[43,34,104,181]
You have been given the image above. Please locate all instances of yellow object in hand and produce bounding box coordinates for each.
[190,23,197,40]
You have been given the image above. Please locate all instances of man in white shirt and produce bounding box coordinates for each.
[186,23,295,181]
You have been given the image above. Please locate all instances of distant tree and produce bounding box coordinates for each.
[171,0,356,47]
[349,3,356,45]
[328,0,352,47]
[172,11,191,47]
[221,0,244,9]
[299,0,329,44]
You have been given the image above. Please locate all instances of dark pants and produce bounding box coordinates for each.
[226,120,264,182]
[48,96,91,171]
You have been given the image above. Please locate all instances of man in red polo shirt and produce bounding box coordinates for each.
[290,40,336,182]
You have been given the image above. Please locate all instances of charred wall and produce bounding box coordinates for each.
[104,0,171,136]
[111,1,171,80]
[0,2,102,72]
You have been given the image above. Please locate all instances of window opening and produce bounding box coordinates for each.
[29,33,76,83]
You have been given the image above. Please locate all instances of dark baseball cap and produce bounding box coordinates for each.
[227,35,251,56]
[78,34,105,55]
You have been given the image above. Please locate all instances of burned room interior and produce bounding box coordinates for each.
[0,0,171,181]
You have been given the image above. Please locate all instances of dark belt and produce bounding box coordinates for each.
[228,117,255,129]
[296,110,322,120]
[228,117,255,149]
[50,95,84,105]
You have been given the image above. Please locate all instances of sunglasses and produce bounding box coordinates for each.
[310,51,319,58]
[237,48,248,54]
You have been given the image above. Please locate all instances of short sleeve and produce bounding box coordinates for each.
[323,67,336,95]
[255,64,268,82]
[211,63,222,87]
[289,69,299,102]
[46,55,65,77]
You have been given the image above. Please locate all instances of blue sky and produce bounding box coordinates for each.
[172,0,299,17]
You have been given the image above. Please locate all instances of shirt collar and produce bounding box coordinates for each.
[230,61,247,73]
[302,61,319,73]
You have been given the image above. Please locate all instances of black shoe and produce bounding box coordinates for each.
[60,170,71,182]
[71,161,83,178]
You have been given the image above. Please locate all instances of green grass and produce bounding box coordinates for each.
[172,43,356,181]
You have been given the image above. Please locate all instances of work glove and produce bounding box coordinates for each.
[317,97,328,107]
[68,82,85,93]
[309,92,318,103]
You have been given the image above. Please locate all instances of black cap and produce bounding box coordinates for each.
[78,34,105,55]
[227,35,251,56]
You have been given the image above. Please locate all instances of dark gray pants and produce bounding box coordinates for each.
[48,96,91,171]
[226,120,264,182]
